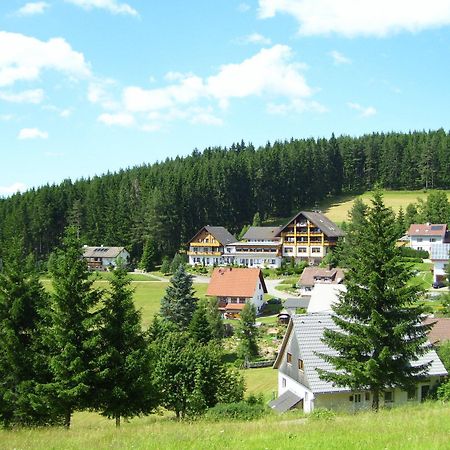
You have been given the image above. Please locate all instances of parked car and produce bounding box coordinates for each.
[432,281,446,289]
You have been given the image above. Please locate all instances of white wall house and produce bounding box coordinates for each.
[430,242,450,283]
[206,267,267,317]
[270,314,447,414]
[82,246,130,270]
[408,224,447,254]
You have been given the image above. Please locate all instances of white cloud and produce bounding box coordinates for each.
[0,182,27,197]
[0,89,44,104]
[0,31,91,87]
[237,33,272,45]
[329,50,351,65]
[0,114,14,121]
[18,127,49,139]
[101,45,318,130]
[238,3,251,13]
[267,99,328,115]
[17,2,49,16]
[258,0,450,37]
[348,102,377,117]
[60,108,72,117]
[98,112,135,127]
[65,0,138,16]
[88,79,119,110]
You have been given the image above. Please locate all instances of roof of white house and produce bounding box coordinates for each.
[307,284,347,314]
[189,226,237,246]
[242,226,282,241]
[408,224,447,238]
[274,314,448,394]
[82,246,128,258]
[277,211,345,238]
[430,243,450,261]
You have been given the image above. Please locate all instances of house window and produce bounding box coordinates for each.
[287,353,292,364]
[298,247,306,253]
[365,392,370,402]
[298,359,304,371]
[282,378,286,388]
[430,238,436,242]
[416,238,423,242]
[284,247,293,253]
[384,391,394,403]
[312,247,321,253]
[349,394,361,403]
[407,387,417,401]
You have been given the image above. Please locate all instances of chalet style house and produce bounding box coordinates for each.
[408,223,448,253]
[187,226,237,266]
[188,211,344,268]
[269,314,447,414]
[206,267,267,318]
[82,246,130,271]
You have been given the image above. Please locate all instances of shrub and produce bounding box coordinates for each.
[205,401,267,421]
[309,408,336,421]
[399,247,429,259]
[437,380,450,401]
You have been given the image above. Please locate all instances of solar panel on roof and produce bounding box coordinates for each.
[431,226,444,230]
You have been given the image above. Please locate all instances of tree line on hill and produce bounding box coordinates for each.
[0,228,246,428]
[1,129,450,265]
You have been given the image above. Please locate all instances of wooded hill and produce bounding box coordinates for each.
[1,129,450,263]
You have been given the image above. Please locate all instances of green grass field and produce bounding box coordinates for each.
[241,367,278,400]
[1,401,449,449]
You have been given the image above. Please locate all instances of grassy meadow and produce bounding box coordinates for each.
[1,402,450,449]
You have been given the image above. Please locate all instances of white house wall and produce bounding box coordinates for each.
[278,372,315,413]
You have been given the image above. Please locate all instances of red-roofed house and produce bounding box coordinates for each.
[408,224,447,253]
[423,317,450,345]
[206,267,267,318]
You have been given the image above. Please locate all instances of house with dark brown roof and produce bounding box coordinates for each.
[298,266,345,294]
[423,317,450,345]
[206,267,267,318]
[187,226,237,267]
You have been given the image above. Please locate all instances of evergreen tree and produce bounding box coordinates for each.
[139,239,157,272]
[47,227,102,428]
[396,206,406,238]
[189,302,213,344]
[237,303,259,361]
[95,266,155,427]
[160,264,197,329]
[160,256,171,275]
[170,253,186,273]
[252,212,262,226]
[204,297,224,340]
[405,202,420,228]
[0,239,58,426]
[317,192,432,411]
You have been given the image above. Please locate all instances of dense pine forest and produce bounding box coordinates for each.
[1,129,450,264]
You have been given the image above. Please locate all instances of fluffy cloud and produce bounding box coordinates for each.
[237,33,272,45]
[0,182,27,197]
[258,0,450,37]
[98,112,135,127]
[0,31,91,87]
[329,50,351,65]
[348,102,377,117]
[0,89,44,104]
[65,0,138,16]
[18,127,49,139]
[238,3,251,13]
[17,2,49,16]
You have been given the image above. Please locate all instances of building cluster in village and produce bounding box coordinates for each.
[82,213,450,415]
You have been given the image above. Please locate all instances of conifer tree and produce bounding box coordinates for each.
[396,206,406,238]
[160,256,171,275]
[95,266,155,427]
[48,226,102,428]
[0,239,58,426]
[160,264,197,329]
[252,212,262,226]
[318,192,432,411]
[237,303,259,360]
[189,303,213,344]
[170,253,186,273]
[139,239,157,272]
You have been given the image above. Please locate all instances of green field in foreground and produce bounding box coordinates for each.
[41,279,208,329]
[1,402,449,449]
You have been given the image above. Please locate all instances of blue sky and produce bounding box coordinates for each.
[1,0,450,195]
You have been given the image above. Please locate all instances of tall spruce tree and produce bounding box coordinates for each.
[237,303,259,361]
[48,227,102,428]
[95,266,155,427]
[160,264,197,329]
[0,239,58,426]
[139,239,157,272]
[318,192,432,410]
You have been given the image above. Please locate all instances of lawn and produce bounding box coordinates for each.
[241,367,278,400]
[1,401,450,449]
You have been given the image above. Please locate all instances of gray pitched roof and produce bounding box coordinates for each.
[242,226,282,241]
[82,246,127,258]
[284,297,310,310]
[276,314,448,394]
[190,226,237,246]
[277,211,345,238]
[268,390,303,413]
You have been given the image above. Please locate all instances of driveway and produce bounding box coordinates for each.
[265,279,300,300]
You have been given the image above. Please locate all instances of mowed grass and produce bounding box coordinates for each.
[241,367,278,401]
[1,402,450,449]
[41,278,209,329]
[322,190,450,224]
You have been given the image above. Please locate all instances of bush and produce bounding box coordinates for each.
[399,247,429,260]
[437,380,450,401]
[309,408,336,421]
[205,401,267,421]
